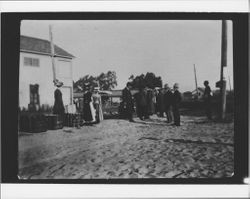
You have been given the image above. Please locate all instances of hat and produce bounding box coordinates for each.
[204,80,209,85]
[84,82,90,89]
[94,87,100,91]
[173,83,179,88]
[54,79,63,87]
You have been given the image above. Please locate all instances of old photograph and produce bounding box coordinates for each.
[18,20,234,179]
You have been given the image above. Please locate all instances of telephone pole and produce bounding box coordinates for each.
[49,25,56,84]
[220,20,228,120]
[194,64,198,99]
[228,76,232,92]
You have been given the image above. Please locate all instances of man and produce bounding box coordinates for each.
[203,80,212,120]
[164,84,173,123]
[122,82,135,122]
[172,83,182,126]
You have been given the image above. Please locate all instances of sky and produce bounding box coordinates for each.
[21,20,233,92]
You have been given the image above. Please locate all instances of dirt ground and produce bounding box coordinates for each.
[18,115,234,179]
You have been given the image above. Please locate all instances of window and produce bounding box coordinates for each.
[24,57,40,67]
[30,84,40,105]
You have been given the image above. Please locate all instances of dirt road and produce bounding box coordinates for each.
[18,115,234,179]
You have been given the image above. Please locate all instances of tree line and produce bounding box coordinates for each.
[74,71,162,91]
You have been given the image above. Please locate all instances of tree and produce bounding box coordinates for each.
[130,72,162,89]
[74,71,118,92]
[97,71,117,90]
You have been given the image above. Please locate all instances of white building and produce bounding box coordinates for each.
[19,35,75,109]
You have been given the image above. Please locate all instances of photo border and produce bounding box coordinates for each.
[1,12,248,184]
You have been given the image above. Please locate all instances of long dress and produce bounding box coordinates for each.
[92,93,104,123]
[135,89,148,119]
[53,88,65,120]
[147,89,155,115]
[157,91,165,117]
[122,87,134,121]
[83,91,95,122]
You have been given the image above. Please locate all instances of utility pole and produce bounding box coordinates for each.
[49,25,57,84]
[220,20,227,120]
[194,64,199,100]
[228,76,232,92]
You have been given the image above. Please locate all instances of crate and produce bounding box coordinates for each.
[64,113,81,127]
[19,113,47,133]
[45,114,63,130]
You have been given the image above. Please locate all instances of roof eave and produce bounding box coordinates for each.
[20,49,74,59]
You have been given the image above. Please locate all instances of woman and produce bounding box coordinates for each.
[92,87,104,123]
[53,80,65,121]
[146,88,155,117]
[135,86,148,120]
[82,84,96,124]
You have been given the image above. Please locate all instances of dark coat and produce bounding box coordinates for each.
[156,91,165,112]
[146,89,155,115]
[135,90,147,107]
[164,90,173,109]
[83,91,93,122]
[172,90,182,126]
[135,89,148,117]
[172,90,182,109]
[122,87,134,112]
[204,86,212,102]
[53,88,65,115]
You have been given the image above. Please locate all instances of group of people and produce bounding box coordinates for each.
[82,84,104,125]
[53,81,104,125]
[53,79,213,127]
[122,82,182,126]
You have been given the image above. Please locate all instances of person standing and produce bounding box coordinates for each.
[83,84,95,124]
[53,80,65,121]
[203,80,212,120]
[153,88,158,114]
[146,88,155,117]
[122,82,135,122]
[157,88,165,117]
[154,88,159,114]
[164,84,173,123]
[172,83,182,126]
[135,86,148,120]
[92,87,104,123]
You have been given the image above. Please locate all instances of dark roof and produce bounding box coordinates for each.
[192,87,205,93]
[20,35,74,58]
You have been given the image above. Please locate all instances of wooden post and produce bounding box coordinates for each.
[49,25,56,83]
[220,20,227,120]
[228,76,232,92]
[194,64,198,100]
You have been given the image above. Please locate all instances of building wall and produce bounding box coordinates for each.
[19,52,73,109]
[55,58,73,105]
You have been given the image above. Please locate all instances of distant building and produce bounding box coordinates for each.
[19,35,75,109]
[191,87,205,100]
